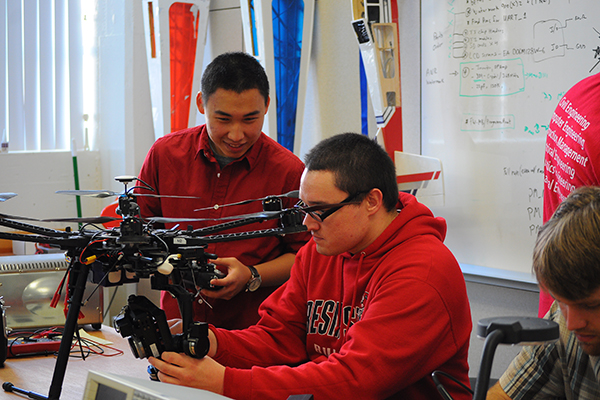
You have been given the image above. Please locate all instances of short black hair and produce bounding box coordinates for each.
[201,52,269,105]
[304,133,399,211]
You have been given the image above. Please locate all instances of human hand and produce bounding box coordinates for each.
[201,257,252,300]
[148,352,225,394]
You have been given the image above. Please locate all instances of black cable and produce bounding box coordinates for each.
[79,222,107,232]
[83,253,123,304]
[68,337,103,359]
[431,370,473,400]
[102,285,119,321]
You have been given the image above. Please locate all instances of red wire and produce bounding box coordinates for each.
[79,239,109,263]
[69,337,124,357]
[9,327,124,358]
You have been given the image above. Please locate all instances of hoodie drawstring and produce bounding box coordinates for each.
[340,251,366,343]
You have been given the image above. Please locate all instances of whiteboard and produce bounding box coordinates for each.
[421,0,599,280]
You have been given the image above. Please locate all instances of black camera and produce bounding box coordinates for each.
[113,295,209,360]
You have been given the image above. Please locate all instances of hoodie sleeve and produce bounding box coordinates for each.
[212,248,312,369]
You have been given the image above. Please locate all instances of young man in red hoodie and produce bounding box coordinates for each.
[149,132,473,400]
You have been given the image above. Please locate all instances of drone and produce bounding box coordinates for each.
[0,175,334,400]
[0,175,308,271]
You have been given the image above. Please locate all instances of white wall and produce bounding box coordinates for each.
[96,0,155,196]
[0,151,102,225]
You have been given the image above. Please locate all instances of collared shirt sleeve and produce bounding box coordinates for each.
[499,339,565,399]
[499,302,600,400]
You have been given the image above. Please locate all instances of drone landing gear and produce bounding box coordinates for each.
[2,261,91,400]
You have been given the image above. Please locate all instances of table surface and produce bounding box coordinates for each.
[1,325,151,400]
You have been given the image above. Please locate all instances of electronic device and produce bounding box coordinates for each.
[0,175,315,399]
[82,370,232,400]
[6,337,62,357]
[0,253,103,330]
[113,294,209,360]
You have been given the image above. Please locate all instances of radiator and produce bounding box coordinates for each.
[0,253,104,330]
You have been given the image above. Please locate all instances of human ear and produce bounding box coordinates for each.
[196,92,206,114]
[365,189,384,214]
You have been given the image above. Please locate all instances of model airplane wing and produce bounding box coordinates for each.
[0,192,17,202]
[395,151,444,207]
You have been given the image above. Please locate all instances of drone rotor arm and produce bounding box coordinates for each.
[147,210,282,226]
[0,216,74,237]
[190,212,283,236]
[0,231,90,248]
[192,225,308,243]
[0,212,120,225]
[0,212,47,223]
[40,216,120,224]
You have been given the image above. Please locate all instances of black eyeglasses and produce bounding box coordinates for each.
[295,191,370,222]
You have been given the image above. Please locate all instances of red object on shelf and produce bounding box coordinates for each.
[169,2,200,133]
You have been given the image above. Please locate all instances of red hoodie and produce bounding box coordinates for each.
[212,192,472,400]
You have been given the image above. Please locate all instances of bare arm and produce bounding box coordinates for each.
[487,382,513,400]
[254,252,296,286]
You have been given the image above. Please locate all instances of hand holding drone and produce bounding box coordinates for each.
[0,175,318,399]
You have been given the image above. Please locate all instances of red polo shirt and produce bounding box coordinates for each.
[136,125,309,329]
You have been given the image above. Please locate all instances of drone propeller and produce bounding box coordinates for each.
[193,190,300,212]
[56,189,118,198]
[154,200,353,225]
[0,192,17,202]
[149,210,284,224]
[54,174,203,201]
[56,189,203,200]
[0,212,119,224]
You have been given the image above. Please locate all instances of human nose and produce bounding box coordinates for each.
[564,305,587,331]
[302,212,320,231]
[227,123,244,141]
